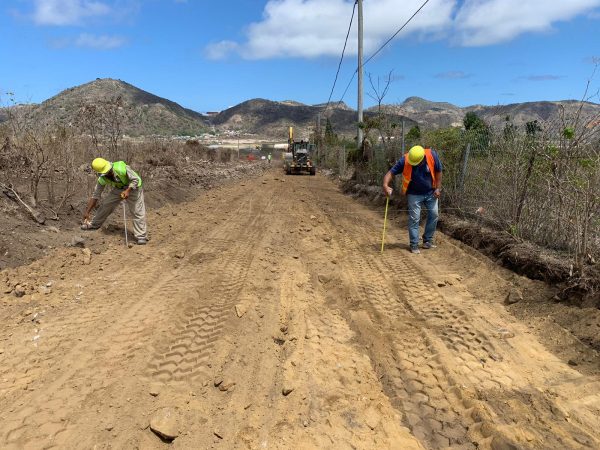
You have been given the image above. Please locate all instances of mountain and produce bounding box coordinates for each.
[278,100,306,107]
[312,101,352,110]
[372,97,465,128]
[2,79,598,139]
[370,96,600,130]
[468,100,600,130]
[210,98,416,139]
[1,78,209,137]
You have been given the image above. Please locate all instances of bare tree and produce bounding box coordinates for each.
[76,95,128,159]
[45,125,79,218]
[366,70,397,156]
[5,94,52,206]
[367,70,394,114]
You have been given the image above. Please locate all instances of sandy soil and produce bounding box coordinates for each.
[0,169,599,449]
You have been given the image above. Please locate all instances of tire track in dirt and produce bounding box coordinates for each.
[1,262,199,448]
[0,187,271,448]
[145,236,261,383]
[0,254,172,450]
[65,189,276,447]
[1,170,599,449]
[295,175,599,449]
[144,190,273,384]
[378,251,600,448]
[289,179,479,448]
[186,187,424,450]
[261,267,421,449]
[327,230,479,448]
[0,190,236,401]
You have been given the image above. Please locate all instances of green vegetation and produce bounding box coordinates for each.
[406,125,421,144]
[463,111,487,131]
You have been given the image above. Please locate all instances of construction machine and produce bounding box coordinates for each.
[283,127,316,175]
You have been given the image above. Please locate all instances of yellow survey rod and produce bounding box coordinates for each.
[381,196,390,254]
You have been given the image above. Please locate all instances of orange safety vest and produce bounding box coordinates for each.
[401,148,436,195]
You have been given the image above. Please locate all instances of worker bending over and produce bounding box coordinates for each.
[81,158,148,245]
[382,145,443,254]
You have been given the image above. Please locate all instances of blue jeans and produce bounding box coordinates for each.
[407,193,439,249]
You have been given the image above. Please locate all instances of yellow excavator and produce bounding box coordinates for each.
[283,127,316,175]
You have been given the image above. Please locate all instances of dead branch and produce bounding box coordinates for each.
[41,205,59,221]
[0,181,45,224]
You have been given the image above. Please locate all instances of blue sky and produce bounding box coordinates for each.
[1,0,599,113]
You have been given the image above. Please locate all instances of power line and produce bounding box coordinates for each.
[324,0,358,112]
[337,0,431,105]
[363,0,431,67]
[339,69,357,105]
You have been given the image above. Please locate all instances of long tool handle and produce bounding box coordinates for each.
[381,196,390,254]
[122,201,129,247]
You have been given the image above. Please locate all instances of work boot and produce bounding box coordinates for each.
[136,237,147,245]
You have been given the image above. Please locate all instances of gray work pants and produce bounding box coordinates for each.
[91,188,148,239]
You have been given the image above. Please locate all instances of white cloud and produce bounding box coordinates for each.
[205,40,240,60]
[206,0,454,60]
[455,0,600,46]
[32,0,111,26]
[205,0,600,59]
[75,33,126,49]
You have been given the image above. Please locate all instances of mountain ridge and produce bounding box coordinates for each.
[1,79,598,137]
[370,96,600,129]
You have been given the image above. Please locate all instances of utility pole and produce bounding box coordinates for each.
[357,0,364,150]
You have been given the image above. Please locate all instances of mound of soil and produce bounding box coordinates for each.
[438,215,600,306]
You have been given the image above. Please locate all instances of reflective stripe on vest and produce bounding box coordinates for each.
[401,149,436,195]
[97,161,142,189]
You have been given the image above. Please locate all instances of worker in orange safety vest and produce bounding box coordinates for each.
[382,145,443,254]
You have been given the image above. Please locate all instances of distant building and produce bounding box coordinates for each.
[205,111,220,117]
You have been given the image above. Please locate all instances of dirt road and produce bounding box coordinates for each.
[1,170,599,449]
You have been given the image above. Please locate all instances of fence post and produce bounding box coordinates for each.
[458,143,471,194]
[401,119,405,159]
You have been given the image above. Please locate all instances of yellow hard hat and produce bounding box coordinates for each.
[407,146,425,166]
[91,158,111,174]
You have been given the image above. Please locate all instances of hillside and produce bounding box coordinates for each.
[469,100,600,129]
[0,81,410,140]
[2,78,209,137]
[2,79,598,139]
[371,96,600,130]
[210,98,416,139]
